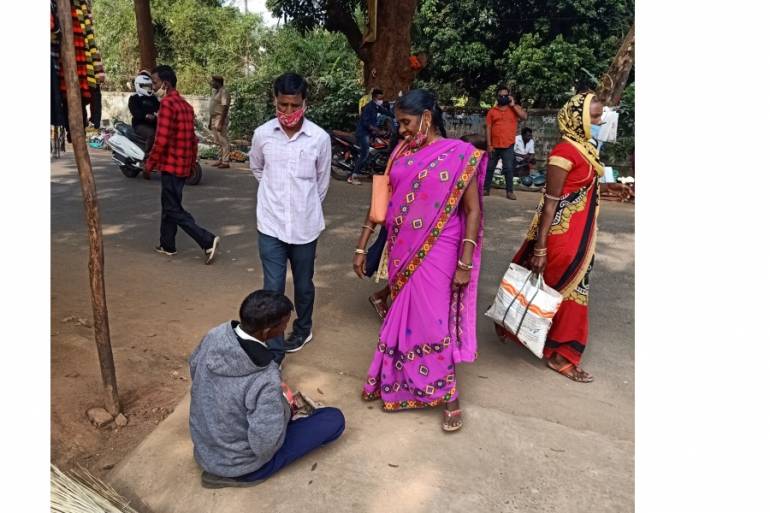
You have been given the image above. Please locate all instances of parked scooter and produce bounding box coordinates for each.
[107,121,203,185]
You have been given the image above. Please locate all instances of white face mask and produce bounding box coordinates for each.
[374,99,384,106]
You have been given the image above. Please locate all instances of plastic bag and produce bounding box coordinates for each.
[484,263,563,358]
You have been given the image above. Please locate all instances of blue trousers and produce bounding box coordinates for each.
[235,407,345,483]
[258,232,317,357]
[351,131,370,177]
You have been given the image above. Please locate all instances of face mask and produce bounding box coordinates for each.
[374,99,384,106]
[276,103,306,129]
[590,123,602,140]
[497,95,511,106]
[155,84,167,98]
[405,114,429,151]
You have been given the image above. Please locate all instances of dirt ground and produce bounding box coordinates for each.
[51,148,635,493]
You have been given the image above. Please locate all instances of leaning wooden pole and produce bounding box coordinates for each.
[596,22,635,107]
[56,0,121,416]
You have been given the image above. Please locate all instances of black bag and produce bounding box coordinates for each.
[364,226,388,278]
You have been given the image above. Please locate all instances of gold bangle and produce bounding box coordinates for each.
[457,260,473,270]
[361,225,375,233]
[354,248,367,255]
[462,238,478,248]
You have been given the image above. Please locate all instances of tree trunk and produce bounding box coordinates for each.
[362,0,418,99]
[596,22,634,107]
[133,0,156,71]
[56,0,122,417]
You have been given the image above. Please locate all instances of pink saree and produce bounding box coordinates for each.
[362,138,487,410]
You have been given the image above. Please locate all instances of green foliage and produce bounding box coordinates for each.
[413,0,634,106]
[500,33,598,108]
[229,27,363,139]
[92,0,265,94]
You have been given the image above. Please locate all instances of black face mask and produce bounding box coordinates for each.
[497,95,511,106]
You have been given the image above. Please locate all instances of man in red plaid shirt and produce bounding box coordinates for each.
[146,65,219,264]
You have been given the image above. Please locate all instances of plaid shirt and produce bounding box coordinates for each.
[145,89,198,177]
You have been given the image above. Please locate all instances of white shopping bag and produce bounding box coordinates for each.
[484,263,563,358]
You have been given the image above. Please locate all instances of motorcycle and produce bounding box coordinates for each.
[329,130,392,181]
[107,121,202,185]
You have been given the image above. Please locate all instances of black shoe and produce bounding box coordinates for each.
[506,192,517,200]
[284,332,313,353]
[154,245,177,256]
[483,189,491,196]
[201,471,265,489]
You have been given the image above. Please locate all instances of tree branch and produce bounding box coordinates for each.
[324,0,368,62]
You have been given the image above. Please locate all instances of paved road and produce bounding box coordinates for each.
[52,152,634,513]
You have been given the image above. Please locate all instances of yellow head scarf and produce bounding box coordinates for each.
[557,92,604,176]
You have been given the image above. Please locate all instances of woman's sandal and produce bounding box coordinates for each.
[368,295,388,320]
[547,361,594,383]
[442,408,463,432]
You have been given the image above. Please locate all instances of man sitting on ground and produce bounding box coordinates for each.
[189,289,345,488]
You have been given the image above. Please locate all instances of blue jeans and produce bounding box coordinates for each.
[483,146,515,192]
[235,407,345,483]
[258,232,317,355]
[351,131,370,177]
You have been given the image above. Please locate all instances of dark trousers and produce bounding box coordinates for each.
[351,131,370,177]
[135,124,156,154]
[89,85,102,128]
[484,146,515,192]
[258,232,318,353]
[160,173,215,252]
[235,407,345,483]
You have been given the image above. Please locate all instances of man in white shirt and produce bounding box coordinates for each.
[248,73,332,355]
[513,127,536,181]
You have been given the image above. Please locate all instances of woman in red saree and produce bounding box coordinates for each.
[353,90,486,431]
[496,92,605,383]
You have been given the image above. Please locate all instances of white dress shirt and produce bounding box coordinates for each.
[514,134,535,156]
[249,117,332,245]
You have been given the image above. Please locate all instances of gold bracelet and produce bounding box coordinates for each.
[354,248,367,255]
[361,225,375,233]
[462,238,478,248]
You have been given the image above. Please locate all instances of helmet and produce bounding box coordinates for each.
[134,74,153,96]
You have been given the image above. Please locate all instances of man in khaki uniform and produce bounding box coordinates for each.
[209,75,231,168]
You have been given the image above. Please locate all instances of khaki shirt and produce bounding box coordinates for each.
[209,86,231,128]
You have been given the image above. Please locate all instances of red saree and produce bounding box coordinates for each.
[497,141,600,365]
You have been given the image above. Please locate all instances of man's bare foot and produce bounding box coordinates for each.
[547,354,593,383]
[443,399,463,432]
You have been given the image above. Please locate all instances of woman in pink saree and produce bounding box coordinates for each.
[353,90,487,432]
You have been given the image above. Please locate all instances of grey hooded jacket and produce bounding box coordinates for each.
[189,322,291,477]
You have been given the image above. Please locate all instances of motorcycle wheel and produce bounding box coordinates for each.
[186,162,203,185]
[120,165,141,178]
[331,150,353,181]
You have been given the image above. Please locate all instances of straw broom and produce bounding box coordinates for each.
[50,464,140,513]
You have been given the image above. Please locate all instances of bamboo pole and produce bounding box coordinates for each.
[56,0,121,416]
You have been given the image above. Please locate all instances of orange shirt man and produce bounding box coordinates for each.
[484,85,528,199]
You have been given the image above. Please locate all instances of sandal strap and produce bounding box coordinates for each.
[444,408,462,418]
[553,362,574,374]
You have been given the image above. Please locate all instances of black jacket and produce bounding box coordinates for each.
[128,94,160,129]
